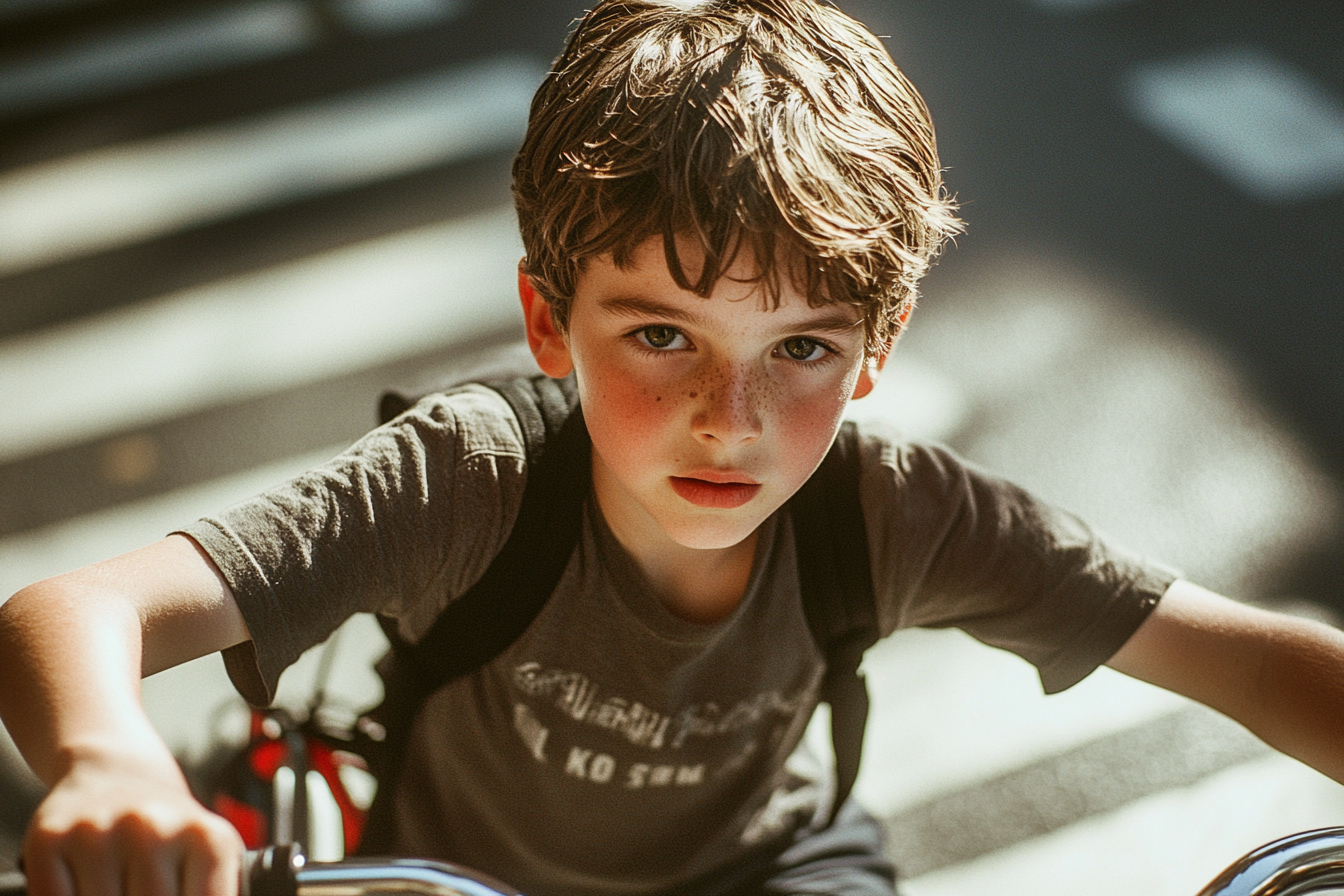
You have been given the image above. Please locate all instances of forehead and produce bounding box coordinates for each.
[577,234,858,324]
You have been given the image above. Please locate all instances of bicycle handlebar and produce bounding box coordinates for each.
[253,847,521,896]
[7,828,1344,896]
[1196,827,1344,896]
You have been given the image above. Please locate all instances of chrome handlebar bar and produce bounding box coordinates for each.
[7,828,1344,896]
[1196,828,1344,896]
[243,846,521,896]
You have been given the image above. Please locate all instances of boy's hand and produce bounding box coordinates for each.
[24,749,242,896]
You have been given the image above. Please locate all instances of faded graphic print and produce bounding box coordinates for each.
[509,660,825,834]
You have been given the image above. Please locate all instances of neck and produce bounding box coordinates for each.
[592,463,758,626]
[634,532,759,625]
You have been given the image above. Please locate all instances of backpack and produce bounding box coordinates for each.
[353,367,879,855]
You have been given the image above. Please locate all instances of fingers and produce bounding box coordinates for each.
[23,806,243,896]
[21,828,76,896]
[179,817,244,896]
[63,822,126,896]
[121,815,181,896]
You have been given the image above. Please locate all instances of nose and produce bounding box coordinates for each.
[690,361,763,446]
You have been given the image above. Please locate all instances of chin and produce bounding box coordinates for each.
[662,513,764,551]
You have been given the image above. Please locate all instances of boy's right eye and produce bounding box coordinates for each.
[635,326,686,350]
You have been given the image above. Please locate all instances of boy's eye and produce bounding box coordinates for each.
[779,337,827,362]
[637,326,685,350]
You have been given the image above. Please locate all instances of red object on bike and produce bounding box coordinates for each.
[207,709,368,853]
[214,792,269,849]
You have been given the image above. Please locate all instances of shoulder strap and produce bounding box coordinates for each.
[356,373,587,855]
[385,372,588,691]
[789,420,879,826]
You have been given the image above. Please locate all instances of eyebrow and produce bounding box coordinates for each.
[599,296,698,324]
[598,295,862,335]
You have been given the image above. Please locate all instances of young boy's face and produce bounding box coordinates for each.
[522,235,887,555]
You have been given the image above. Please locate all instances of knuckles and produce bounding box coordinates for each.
[181,813,243,857]
[29,797,243,878]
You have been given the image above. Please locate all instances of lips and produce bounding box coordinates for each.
[669,475,762,509]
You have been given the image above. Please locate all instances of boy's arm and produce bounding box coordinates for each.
[1108,578,1344,784]
[0,534,251,896]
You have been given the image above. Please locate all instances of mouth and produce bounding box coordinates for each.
[669,475,762,509]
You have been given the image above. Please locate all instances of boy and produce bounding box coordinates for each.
[4,1,1344,895]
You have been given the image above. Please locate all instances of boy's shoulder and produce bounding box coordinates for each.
[371,341,572,471]
[377,340,543,424]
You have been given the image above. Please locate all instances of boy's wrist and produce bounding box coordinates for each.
[56,725,185,787]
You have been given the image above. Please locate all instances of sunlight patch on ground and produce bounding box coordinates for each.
[901,251,1341,601]
[903,755,1344,896]
[0,56,540,275]
[1125,47,1344,201]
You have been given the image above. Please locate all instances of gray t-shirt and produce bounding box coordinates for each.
[183,384,1175,896]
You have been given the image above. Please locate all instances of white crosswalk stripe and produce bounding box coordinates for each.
[0,55,543,275]
[0,205,522,462]
[1125,47,1344,201]
[0,1,320,118]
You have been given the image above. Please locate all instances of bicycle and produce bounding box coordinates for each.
[3,829,1344,896]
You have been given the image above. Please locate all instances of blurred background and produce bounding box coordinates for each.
[1,0,1343,893]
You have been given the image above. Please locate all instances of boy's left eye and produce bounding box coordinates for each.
[778,337,828,362]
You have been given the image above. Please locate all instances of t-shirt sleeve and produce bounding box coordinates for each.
[177,386,528,706]
[859,423,1178,694]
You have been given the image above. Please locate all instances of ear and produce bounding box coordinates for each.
[519,264,574,378]
[850,349,889,400]
[850,309,909,399]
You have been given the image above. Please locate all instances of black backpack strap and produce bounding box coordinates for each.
[356,373,588,854]
[789,420,879,827]
[389,374,588,685]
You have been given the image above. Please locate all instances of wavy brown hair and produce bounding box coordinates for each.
[512,0,962,354]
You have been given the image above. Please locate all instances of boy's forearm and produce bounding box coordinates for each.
[1245,610,1344,784]
[0,578,170,786]
[1,535,249,785]
[1109,580,1344,785]
[2,544,248,896]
